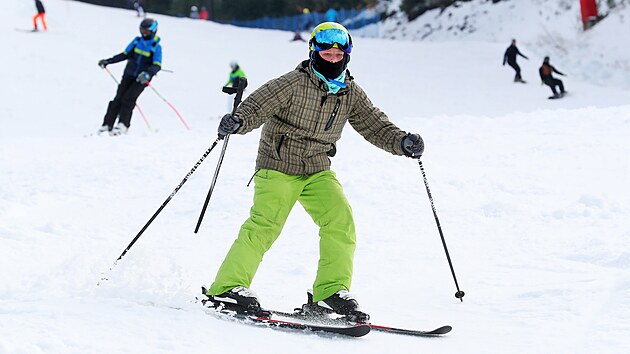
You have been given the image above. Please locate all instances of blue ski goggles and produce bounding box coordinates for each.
[311,28,353,54]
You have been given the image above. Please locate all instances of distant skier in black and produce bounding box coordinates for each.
[503,39,528,83]
[539,56,567,99]
[96,18,162,135]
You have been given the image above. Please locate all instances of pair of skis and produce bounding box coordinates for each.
[203,301,452,338]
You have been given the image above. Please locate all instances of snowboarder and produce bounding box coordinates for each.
[539,56,567,98]
[33,0,47,31]
[503,39,528,83]
[205,22,425,321]
[96,18,162,135]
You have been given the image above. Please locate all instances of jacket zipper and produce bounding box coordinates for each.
[325,99,341,131]
[134,40,144,77]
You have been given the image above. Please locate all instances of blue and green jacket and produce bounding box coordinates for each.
[107,36,162,79]
[225,66,246,87]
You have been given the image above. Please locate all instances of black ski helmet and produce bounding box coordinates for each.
[139,18,158,39]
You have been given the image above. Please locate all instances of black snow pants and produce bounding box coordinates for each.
[507,61,522,81]
[102,76,146,129]
[543,78,565,95]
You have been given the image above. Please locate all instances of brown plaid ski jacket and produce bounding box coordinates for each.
[235,60,409,176]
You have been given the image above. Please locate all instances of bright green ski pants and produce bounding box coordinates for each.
[208,169,356,302]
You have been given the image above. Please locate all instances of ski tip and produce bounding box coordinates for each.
[432,325,452,335]
[351,324,372,337]
[317,323,370,337]
[369,324,453,336]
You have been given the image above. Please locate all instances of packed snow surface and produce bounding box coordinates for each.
[1,1,629,353]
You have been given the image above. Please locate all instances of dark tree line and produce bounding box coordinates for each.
[75,0,379,21]
[401,0,460,21]
[399,0,513,21]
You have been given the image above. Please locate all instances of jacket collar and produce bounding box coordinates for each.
[136,35,160,45]
[297,60,352,94]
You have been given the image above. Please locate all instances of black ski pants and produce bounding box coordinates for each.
[507,61,522,81]
[102,75,146,129]
[543,78,565,95]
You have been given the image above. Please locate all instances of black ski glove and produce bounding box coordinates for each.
[401,133,424,159]
[98,59,109,68]
[136,71,151,85]
[218,113,241,139]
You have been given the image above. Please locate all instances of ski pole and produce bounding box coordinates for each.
[102,67,153,132]
[98,138,222,285]
[145,82,191,130]
[418,160,465,302]
[194,77,248,233]
[132,103,151,131]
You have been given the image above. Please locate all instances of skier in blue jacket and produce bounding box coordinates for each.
[97,18,162,135]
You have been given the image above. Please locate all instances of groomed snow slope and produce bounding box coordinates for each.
[1,1,629,353]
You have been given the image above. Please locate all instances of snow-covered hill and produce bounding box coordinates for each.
[1,0,629,353]
[372,0,630,90]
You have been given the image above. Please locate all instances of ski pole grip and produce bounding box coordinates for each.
[230,77,248,116]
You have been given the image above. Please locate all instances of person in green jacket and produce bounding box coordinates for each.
[205,22,424,321]
[224,61,247,112]
[226,60,246,87]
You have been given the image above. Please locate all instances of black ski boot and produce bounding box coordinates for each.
[300,290,370,322]
[202,286,270,317]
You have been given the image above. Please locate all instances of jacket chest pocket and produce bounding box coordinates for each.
[318,93,346,133]
[324,99,341,131]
